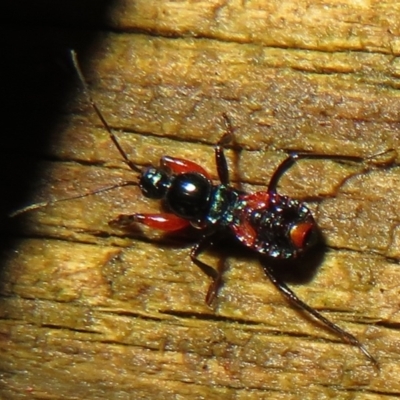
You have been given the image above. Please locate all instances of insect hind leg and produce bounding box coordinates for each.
[262,262,378,368]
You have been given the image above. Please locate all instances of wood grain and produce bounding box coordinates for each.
[2,0,400,398]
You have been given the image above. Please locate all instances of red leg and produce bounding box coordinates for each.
[110,212,190,232]
[161,156,211,179]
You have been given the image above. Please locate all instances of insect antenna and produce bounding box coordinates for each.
[70,50,141,174]
[10,51,140,218]
[9,181,136,218]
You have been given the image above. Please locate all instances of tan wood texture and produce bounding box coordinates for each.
[2,1,400,398]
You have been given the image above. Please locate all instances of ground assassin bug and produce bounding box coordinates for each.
[11,51,378,368]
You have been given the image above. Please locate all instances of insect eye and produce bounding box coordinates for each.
[289,222,318,249]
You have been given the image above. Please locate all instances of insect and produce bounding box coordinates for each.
[12,50,377,368]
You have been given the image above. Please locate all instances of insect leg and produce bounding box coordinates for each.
[267,152,364,193]
[214,114,235,185]
[262,263,378,368]
[161,156,211,179]
[190,235,226,306]
[110,213,190,232]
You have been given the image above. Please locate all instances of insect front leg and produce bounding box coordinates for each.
[161,156,211,179]
[109,213,190,232]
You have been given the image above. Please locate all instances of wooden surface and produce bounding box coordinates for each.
[2,0,400,399]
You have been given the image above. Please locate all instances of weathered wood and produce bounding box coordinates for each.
[2,1,400,399]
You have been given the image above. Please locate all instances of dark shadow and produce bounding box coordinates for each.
[0,1,122,268]
[259,239,326,285]
[148,228,327,286]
